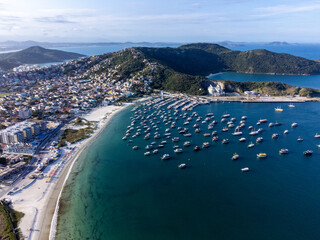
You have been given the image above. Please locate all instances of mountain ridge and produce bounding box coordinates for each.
[0,46,84,71]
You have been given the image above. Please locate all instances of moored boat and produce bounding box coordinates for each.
[275,106,283,112]
[314,133,320,138]
[241,167,250,172]
[303,150,313,156]
[202,142,210,148]
[222,139,229,144]
[239,137,246,142]
[272,133,279,139]
[194,146,200,151]
[257,153,267,158]
[232,153,239,160]
[174,148,183,153]
[288,103,295,108]
[248,142,255,148]
[279,148,289,154]
[256,137,263,143]
[144,151,151,156]
[178,163,187,169]
[161,154,171,160]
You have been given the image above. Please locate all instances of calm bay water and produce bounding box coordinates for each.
[209,72,320,89]
[56,101,320,240]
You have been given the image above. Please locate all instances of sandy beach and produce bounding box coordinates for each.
[5,102,134,240]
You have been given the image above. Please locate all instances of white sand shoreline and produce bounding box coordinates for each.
[48,102,133,239]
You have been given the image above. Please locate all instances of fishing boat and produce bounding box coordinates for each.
[212,136,219,141]
[232,130,243,136]
[174,148,183,153]
[222,127,229,132]
[241,167,250,172]
[279,148,289,154]
[314,133,320,138]
[257,128,264,133]
[161,154,171,160]
[183,141,191,147]
[202,142,210,148]
[232,153,239,160]
[288,103,295,107]
[172,137,180,142]
[145,145,153,150]
[291,122,298,127]
[239,137,246,142]
[249,130,259,136]
[257,153,267,158]
[211,131,217,136]
[132,146,139,150]
[275,106,283,112]
[222,139,229,144]
[194,146,200,151]
[303,150,313,156]
[178,163,187,169]
[248,142,255,148]
[144,152,151,156]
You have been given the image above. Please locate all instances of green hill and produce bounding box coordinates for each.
[0,46,84,71]
[138,43,320,75]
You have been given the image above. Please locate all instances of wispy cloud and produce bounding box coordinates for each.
[255,1,320,17]
[35,16,74,24]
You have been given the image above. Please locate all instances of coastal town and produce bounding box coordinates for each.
[0,48,159,239]
[0,47,216,239]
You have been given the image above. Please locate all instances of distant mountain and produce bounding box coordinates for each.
[267,41,290,46]
[0,46,84,71]
[136,43,320,75]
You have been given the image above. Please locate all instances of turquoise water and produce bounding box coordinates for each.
[209,72,320,89]
[56,101,320,240]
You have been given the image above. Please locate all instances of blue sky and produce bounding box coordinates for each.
[0,0,320,43]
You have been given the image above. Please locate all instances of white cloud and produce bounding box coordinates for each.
[255,1,320,17]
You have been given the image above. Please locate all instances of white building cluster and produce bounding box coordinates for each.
[0,121,47,144]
